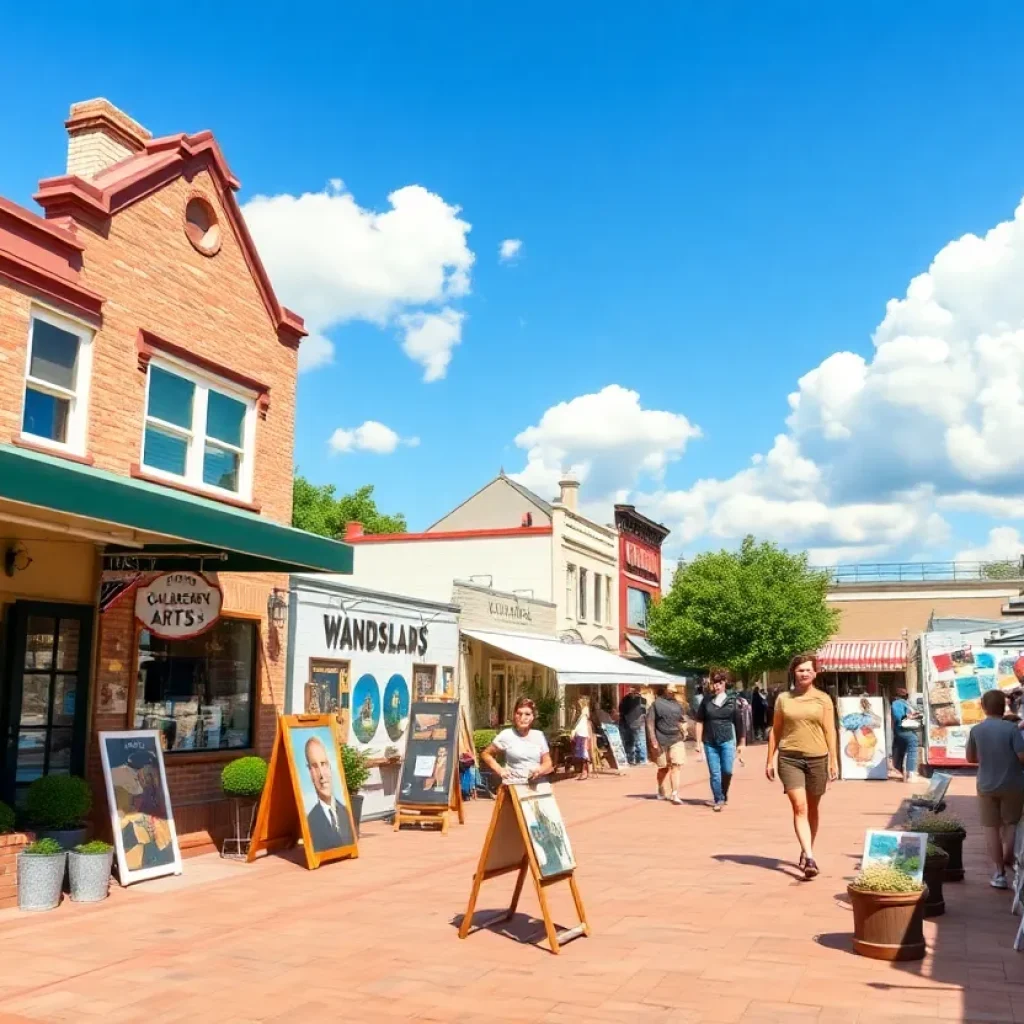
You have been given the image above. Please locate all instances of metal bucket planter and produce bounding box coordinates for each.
[351,794,364,837]
[848,884,928,961]
[17,849,67,912]
[68,849,114,903]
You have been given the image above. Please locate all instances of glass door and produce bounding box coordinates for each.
[2,601,93,804]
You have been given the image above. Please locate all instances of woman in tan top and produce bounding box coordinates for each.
[765,653,838,879]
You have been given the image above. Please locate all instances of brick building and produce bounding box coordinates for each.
[614,504,669,664]
[0,99,352,862]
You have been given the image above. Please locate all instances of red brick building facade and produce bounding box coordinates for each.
[614,504,669,661]
[0,99,350,867]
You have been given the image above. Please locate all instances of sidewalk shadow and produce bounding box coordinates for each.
[713,854,804,879]
[814,931,853,953]
[624,795,706,805]
[450,910,565,951]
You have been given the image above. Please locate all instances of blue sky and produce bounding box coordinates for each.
[5,4,1024,564]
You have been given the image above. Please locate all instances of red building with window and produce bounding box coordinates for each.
[615,505,669,664]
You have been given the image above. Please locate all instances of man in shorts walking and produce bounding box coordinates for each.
[647,684,686,804]
[966,689,1024,889]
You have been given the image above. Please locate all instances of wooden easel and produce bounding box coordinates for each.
[393,697,466,833]
[247,714,359,870]
[458,783,589,954]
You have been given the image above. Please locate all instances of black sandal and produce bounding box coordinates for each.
[803,858,819,879]
[798,852,807,870]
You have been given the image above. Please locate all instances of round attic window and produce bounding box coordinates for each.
[184,196,222,256]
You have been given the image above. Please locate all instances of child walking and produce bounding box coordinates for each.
[572,697,593,780]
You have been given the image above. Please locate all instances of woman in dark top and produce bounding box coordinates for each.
[694,670,746,811]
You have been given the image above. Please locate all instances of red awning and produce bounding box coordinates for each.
[817,639,907,672]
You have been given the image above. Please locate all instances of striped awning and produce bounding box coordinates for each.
[817,639,907,672]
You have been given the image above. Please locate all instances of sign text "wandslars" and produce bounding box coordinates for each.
[323,615,428,656]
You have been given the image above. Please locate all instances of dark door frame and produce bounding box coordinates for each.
[1,600,94,804]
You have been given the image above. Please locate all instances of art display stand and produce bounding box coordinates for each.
[394,697,466,834]
[247,714,359,870]
[458,784,589,955]
[596,722,628,776]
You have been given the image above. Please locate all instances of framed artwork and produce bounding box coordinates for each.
[383,674,410,742]
[397,701,459,807]
[98,730,182,886]
[305,659,350,740]
[514,781,576,878]
[861,828,927,883]
[442,666,455,696]
[413,664,437,701]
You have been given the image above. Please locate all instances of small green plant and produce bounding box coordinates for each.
[852,865,924,893]
[25,775,92,830]
[473,729,499,753]
[904,813,965,834]
[0,800,15,835]
[340,745,371,794]
[221,756,268,800]
[925,842,949,861]
[74,840,113,854]
[23,838,63,856]
[384,745,400,761]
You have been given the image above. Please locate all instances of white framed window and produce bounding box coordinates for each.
[565,564,577,621]
[141,356,256,500]
[605,576,612,625]
[21,307,94,454]
[594,573,603,624]
[579,567,588,621]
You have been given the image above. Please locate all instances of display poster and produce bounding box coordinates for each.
[397,701,459,806]
[98,730,182,886]
[837,696,887,780]
[861,828,927,884]
[600,722,630,770]
[515,781,576,878]
[922,633,1024,766]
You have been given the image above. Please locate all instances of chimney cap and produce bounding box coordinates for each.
[66,98,151,153]
[344,521,365,540]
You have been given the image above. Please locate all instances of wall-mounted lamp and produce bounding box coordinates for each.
[3,543,32,578]
[267,588,288,625]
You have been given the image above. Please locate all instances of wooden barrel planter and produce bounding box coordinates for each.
[848,884,928,961]
[922,847,948,917]
[929,829,966,882]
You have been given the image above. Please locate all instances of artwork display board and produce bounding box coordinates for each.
[599,722,629,772]
[98,730,182,886]
[247,715,359,870]
[837,696,887,780]
[305,658,351,740]
[459,781,588,954]
[922,632,1024,766]
[393,699,465,833]
[861,828,928,884]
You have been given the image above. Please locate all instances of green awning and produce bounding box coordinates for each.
[0,444,353,574]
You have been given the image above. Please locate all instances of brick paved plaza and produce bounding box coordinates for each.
[0,754,1020,1024]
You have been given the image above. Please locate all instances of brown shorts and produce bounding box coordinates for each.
[655,741,686,768]
[778,752,828,796]
[978,789,1024,828]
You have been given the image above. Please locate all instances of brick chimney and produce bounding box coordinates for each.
[65,99,151,180]
[344,521,365,540]
[558,474,580,513]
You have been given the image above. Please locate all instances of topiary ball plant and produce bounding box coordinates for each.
[339,745,371,795]
[904,813,965,834]
[221,756,268,800]
[852,865,925,894]
[473,729,499,754]
[0,800,15,835]
[25,775,92,830]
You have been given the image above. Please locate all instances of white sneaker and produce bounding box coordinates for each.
[670,793,683,805]
[656,792,665,800]
[991,873,1009,889]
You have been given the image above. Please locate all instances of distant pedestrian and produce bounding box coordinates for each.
[765,654,838,879]
[694,670,747,810]
[647,684,686,804]
[752,686,768,740]
[618,686,648,765]
[890,687,922,783]
[965,689,1024,890]
[571,697,593,781]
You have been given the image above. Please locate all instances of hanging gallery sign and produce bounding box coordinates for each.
[134,572,222,640]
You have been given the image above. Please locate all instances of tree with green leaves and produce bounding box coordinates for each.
[647,536,839,684]
[292,476,407,538]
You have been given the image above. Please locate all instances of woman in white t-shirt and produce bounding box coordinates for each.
[482,697,553,785]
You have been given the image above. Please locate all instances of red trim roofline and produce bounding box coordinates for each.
[347,526,553,544]
[33,132,306,347]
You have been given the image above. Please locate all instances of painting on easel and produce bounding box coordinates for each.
[516,783,575,877]
[393,699,465,832]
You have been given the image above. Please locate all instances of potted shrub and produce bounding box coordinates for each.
[384,745,401,763]
[923,842,949,917]
[903,813,966,881]
[220,756,268,858]
[0,801,14,836]
[340,745,371,836]
[473,729,501,785]
[848,865,927,961]
[17,838,67,912]
[69,840,114,903]
[25,775,92,849]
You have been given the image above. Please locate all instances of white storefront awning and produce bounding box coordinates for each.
[461,628,686,687]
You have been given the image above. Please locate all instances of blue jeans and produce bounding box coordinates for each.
[704,739,736,804]
[623,722,647,764]
[892,730,919,776]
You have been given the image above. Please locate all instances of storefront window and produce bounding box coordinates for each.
[134,618,257,753]
[627,587,651,630]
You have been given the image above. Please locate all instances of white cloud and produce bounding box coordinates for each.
[955,527,1024,563]
[328,421,419,455]
[937,492,1024,518]
[499,238,523,263]
[510,385,701,508]
[243,181,473,375]
[297,332,334,373]
[397,308,466,382]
